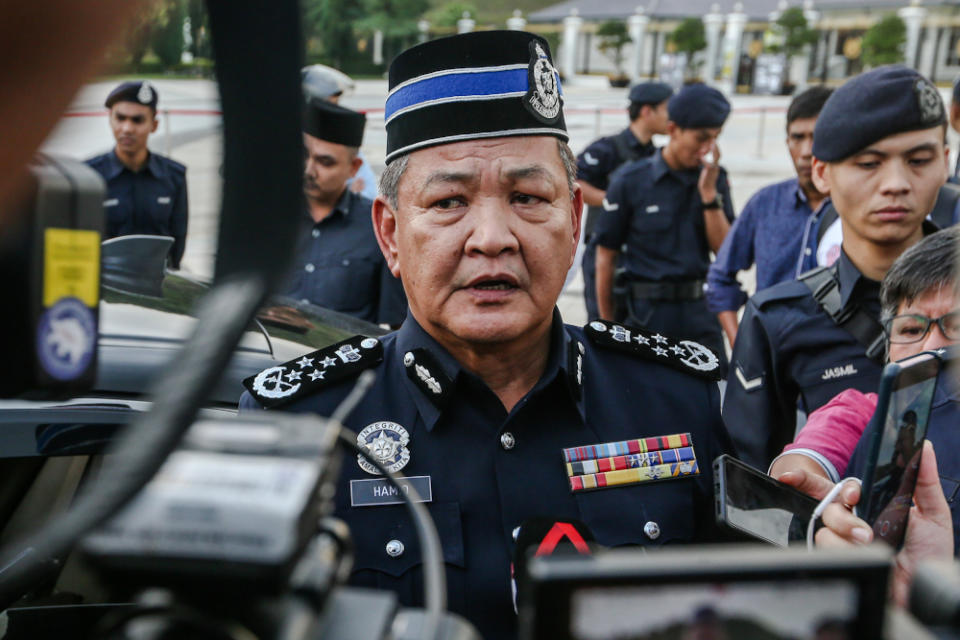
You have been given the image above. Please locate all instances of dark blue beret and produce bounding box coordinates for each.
[105,81,158,110]
[668,83,730,128]
[628,82,673,106]
[813,66,945,162]
[384,31,567,164]
[303,98,365,147]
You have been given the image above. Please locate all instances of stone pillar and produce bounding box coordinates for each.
[898,0,928,69]
[457,11,475,34]
[418,19,430,44]
[703,4,724,83]
[562,9,583,81]
[506,9,526,31]
[628,8,650,81]
[181,16,194,63]
[720,2,747,93]
[373,29,384,65]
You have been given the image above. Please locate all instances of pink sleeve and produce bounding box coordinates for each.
[782,389,879,477]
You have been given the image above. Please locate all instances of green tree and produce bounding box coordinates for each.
[425,2,478,27]
[152,0,186,67]
[670,17,706,79]
[596,20,632,78]
[118,1,167,68]
[304,0,365,67]
[354,0,431,66]
[862,14,906,67]
[186,0,211,59]
[773,7,818,56]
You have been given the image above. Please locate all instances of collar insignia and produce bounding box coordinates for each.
[586,321,721,381]
[243,335,383,408]
[403,348,453,407]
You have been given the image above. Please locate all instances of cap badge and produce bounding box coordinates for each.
[526,41,561,122]
[915,78,943,125]
[137,81,154,105]
[357,421,411,475]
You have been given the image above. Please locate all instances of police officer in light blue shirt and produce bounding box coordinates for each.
[242,31,732,640]
[285,98,406,326]
[724,66,948,469]
[594,83,735,374]
[86,81,188,269]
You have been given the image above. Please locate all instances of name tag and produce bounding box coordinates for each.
[350,475,432,507]
[645,205,659,214]
[103,198,119,207]
[157,196,171,204]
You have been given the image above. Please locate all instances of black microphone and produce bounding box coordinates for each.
[511,517,595,611]
[910,560,960,629]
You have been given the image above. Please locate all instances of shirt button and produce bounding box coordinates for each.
[805,247,812,256]
[300,298,310,304]
[385,539,405,557]
[342,259,350,266]
[643,521,661,540]
[500,432,516,450]
[304,263,315,273]
[512,526,521,541]
[312,228,320,238]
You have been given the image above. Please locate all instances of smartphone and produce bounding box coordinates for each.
[858,351,942,549]
[714,454,819,547]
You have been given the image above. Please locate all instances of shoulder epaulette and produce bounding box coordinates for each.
[165,157,187,174]
[585,320,721,381]
[243,334,383,408]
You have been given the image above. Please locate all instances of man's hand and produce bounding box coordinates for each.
[698,142,721,203]
[717,310,738,348]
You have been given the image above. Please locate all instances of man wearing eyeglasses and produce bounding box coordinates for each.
[724,67,948,469]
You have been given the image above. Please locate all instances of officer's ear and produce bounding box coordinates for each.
[372,196,401,278]
[150,111,159,134]
[349,154,363,178]
[666,121,678,139]
[811,157,831,196]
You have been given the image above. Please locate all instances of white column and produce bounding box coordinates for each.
[373,29,384,65]
[720,2,747,93]
[703,4,724,83]
[562,10,583,81]
[418,19,430,44]
[898,0,928,69]
[506,9,526,31]
[181,16,194,63]
[627,8,650,81]
[457,11,476,34]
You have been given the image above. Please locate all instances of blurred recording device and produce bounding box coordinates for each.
[911,560,960,635]
[713,454,818,547]
[0,155,103,398]
[518,544,892,640]
[859,351,942,549]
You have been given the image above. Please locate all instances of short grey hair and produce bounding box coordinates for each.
[880,226,960,323]
[378,137,578,209]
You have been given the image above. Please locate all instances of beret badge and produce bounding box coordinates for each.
[915,78,944,126]
[137,81,155,105]
[526,41,562,123]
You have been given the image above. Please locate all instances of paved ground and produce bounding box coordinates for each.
[44,77,959,330]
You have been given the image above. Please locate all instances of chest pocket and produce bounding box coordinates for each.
[796,355,877,415]
[631,202,674,233]
[348,501,466,608]
[574,478,696,547]
[318,255,379,312]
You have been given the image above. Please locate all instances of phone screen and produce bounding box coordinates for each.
[718,457,818,547]
[862,358,940,548]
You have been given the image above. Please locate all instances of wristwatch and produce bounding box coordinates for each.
[702,194,723,210]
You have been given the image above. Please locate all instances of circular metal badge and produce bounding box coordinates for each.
[357,421,411,475]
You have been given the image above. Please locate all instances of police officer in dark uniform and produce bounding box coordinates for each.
[86,81,189,269]
[594,83,735,371]
[285,98,406,326]
[576,82,673,318]
[724,66,948,469]
[242,31,732,640]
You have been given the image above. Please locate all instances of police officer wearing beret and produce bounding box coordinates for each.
[594,83,735,372]
[576,82,673,319]
[285,98,406,326]
[86,81,189,269]
[242,31,732,640]
[724,66,948,469]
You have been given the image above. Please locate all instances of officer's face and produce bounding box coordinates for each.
[786,116,817,190]
[302,133,361,203]
[645,102,670,136]
[887,285,959,362]
[109,102,157,155]
[667,124,722,169]
[812,127,948,249]
[373,137,583,348]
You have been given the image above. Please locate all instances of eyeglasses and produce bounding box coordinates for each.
[883,311,960,344]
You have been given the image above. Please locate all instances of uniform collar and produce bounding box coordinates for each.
[393,309,585,431]
[303,188,353,225]
[835,249,880,309]
[651,148,697,185]
[619,127,655,155]
[107,149,162,178]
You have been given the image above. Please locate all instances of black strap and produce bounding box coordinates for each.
[816,202,838,246]
[799,265,886,364]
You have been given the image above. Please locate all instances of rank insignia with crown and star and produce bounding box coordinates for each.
[242,335,383,408]
[585,321,721,381]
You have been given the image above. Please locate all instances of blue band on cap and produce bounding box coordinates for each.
[385,65,560,123]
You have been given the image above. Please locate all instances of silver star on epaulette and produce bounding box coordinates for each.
[633,334,650,345]
[285,370,302,381]
[670,345,685,356]
[308,370,325,381]
[652,346,668,357]
[296,356,313,369]
[652,334,668,344]
[320,356,337,368]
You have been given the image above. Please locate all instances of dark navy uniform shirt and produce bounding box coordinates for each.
[241,312,732,639]
[284,189,406,326]
[86,150,188,268]
[576,127,655,192]
[595,149,735,282]
[723,251,884,469]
